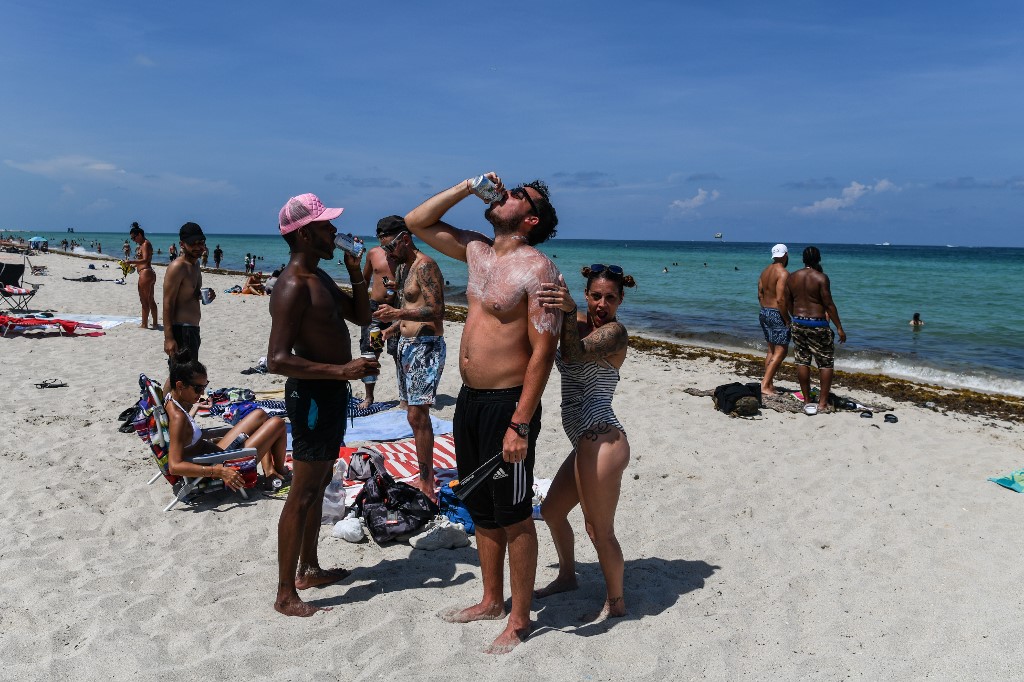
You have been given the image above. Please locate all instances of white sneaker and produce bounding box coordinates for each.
[411,516,470,551]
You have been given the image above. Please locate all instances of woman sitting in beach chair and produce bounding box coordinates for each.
[166,351,290,493]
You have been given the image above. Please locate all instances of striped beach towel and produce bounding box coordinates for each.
[336,433,458,505]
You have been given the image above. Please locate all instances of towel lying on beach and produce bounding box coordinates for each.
[335,434,458,508]
[0,314,104,337]
[343,409,453,443]
[988,469,1024,493]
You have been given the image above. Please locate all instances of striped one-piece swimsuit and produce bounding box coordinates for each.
[555,348,626,445]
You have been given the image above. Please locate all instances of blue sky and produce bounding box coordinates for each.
[2,1,1023,246]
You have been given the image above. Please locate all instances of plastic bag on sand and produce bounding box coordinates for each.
[332,516,365,542]
[320,459,349,525]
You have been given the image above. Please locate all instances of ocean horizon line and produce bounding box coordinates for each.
[8,230,1024,250]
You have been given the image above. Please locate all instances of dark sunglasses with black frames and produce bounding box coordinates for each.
[590,263,624,276]
[189,381,209,393]
[511,186,539,216]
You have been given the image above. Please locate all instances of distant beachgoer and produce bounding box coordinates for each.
[122,240,130,259]
[268,192,377,617]
[662,267,669,273]
[241,273,266,295]
[244,253,252,274]
[201,245,209,268]
[168,243,178,261]
[372,215,446,503]
[536,264,636,620]
[264,268,282,295]
[213,245,223,268]
[757,244,791,396]
[785,246,846,416]
[910,313,924,327]
[163,223,212,377]
[97,242,102,254]
[356,224,400,410]
[127,223,158,329]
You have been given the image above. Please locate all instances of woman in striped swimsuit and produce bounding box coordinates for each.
[536,264,635,619]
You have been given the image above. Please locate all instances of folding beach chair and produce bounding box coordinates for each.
[134,373,258,511]
[0,262,41,312]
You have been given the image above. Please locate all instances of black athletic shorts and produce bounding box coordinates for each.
[453,385,541,529]
[168,324,201,371]
[285,378,348,462]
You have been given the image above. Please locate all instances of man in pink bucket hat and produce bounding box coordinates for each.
[268,192,379,617]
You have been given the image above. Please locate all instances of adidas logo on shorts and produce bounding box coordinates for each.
[491,468,508,480]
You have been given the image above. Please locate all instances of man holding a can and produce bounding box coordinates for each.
[371,215,446,503]
[268,192,379,618]
[405,173,562,654]
[355,221,400,410]
[162,222,213,377]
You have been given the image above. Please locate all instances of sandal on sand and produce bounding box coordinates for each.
[803,404,818,416]
[860,410,873,418]
[35,379,68,389]
[884,413,898,423]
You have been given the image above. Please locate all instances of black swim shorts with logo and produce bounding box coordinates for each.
[285,378,348,462]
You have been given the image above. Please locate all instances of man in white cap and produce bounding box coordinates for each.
[757,243,791,396]
[267,193,379,617]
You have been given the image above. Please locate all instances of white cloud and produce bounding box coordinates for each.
[792,179,896,215]
[670,188,720,213]
[5,155,233,195]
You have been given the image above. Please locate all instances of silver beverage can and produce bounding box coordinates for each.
[200,287,214,305]
[360,351,377,384]
[470,175,504,203]
[334,233,365,259]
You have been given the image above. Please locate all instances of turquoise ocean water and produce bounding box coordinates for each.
[28,230,1024,397]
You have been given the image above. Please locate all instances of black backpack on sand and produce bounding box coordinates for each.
[713,382,763,417]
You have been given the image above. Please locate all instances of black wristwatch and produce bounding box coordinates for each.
[508,421,530,438]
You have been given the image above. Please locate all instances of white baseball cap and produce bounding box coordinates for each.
[771,243,788,258]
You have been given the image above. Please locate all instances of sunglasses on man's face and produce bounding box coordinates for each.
[382,231,409,253]
[590,263,624,276]
[511,187,539,216]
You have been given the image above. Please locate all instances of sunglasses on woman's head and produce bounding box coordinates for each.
[590,263,624,276]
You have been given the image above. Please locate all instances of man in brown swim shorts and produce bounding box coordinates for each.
[785,246,846,416]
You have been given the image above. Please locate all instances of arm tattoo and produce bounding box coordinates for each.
[560,319,627,364]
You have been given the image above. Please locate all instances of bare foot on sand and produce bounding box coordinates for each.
[274,594,333,617]
[138,323,148,329]
[534,575,578,598]
[483,623,531,655]
[295,566,350,590]
[579,596,627,622]
[439,602,505,623]
[357,398,374,410]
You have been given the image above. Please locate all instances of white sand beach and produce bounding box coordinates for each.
[2,250,1022,680]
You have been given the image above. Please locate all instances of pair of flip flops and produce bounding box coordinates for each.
[34,379,67,389]
[859,410,899,423]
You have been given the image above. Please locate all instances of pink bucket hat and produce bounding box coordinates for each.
[278,193,344,235]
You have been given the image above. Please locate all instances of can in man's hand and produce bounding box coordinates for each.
[200,287,214,305]
[470,175,504,203]
[334,233,365,259]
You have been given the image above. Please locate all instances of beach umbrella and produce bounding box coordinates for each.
[28,236,47,243]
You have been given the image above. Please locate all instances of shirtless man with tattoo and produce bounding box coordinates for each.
[356,237,399,409]
[127,222,157,329]
[372,216,446,502]
[405,173,562,654]
[268,193,378,617]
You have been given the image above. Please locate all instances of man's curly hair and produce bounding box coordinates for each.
[523,179,558,245]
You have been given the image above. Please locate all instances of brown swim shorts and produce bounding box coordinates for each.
[791,323,835,368]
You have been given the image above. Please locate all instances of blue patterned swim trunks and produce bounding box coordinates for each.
[397,336,446,406]
[759,307,791,347]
